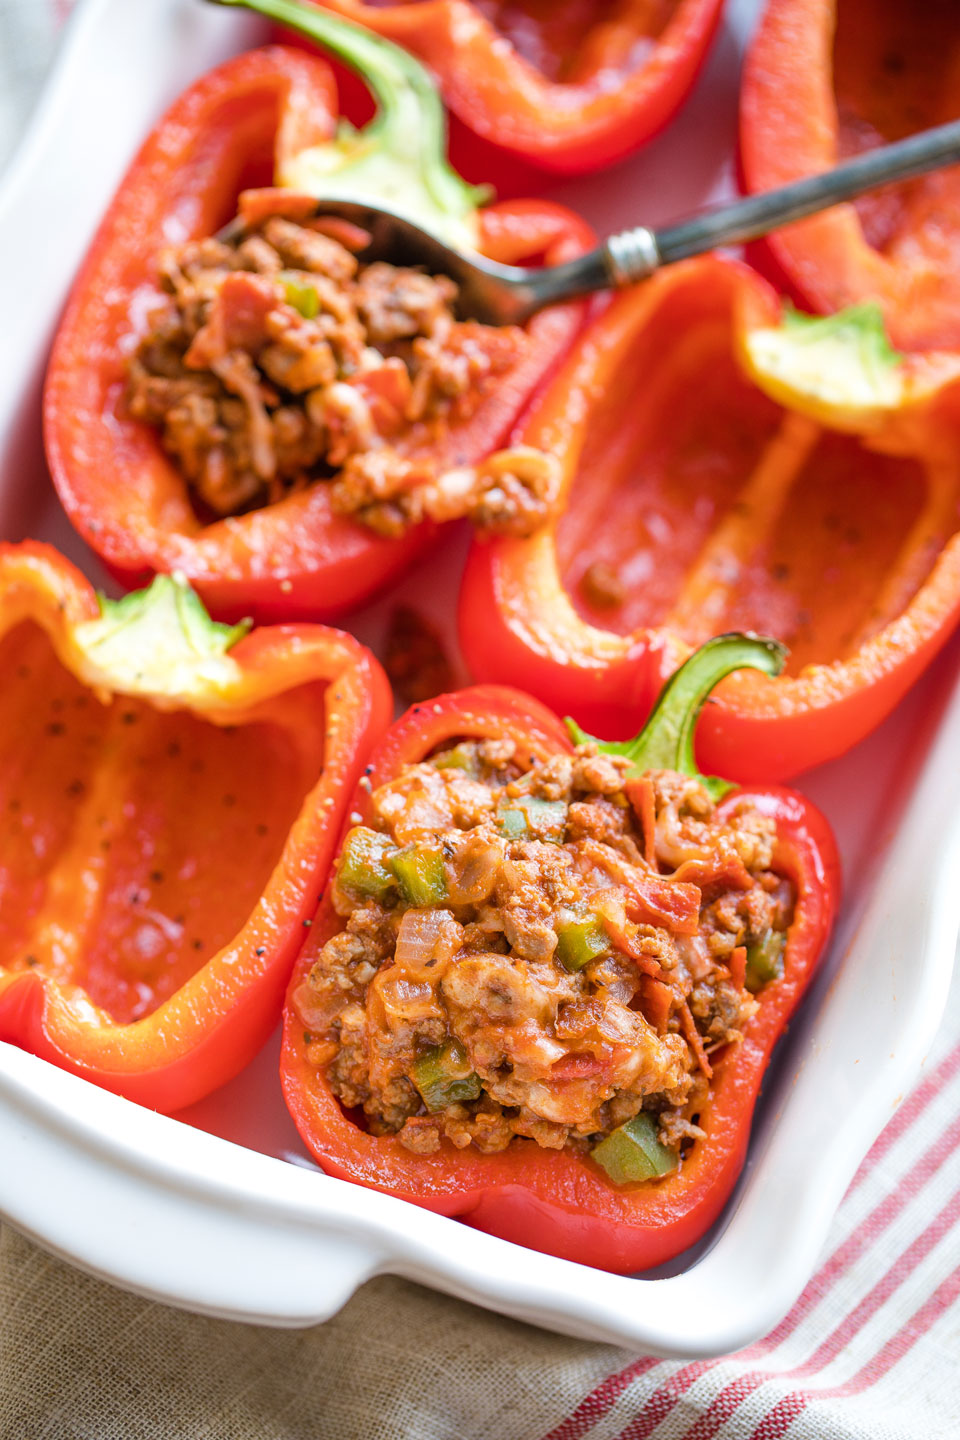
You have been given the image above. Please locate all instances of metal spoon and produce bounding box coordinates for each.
[232,118,960,327]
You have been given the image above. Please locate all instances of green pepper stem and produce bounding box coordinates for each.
[566,633,786,798]
[70,573,253,706]
[206,0,488,237]
[782,300,902,373]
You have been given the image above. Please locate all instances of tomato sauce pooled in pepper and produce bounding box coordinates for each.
[127,208,559,538]
[292,736,794,1177]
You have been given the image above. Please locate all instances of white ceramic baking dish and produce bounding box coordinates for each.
[1,0,958,1356]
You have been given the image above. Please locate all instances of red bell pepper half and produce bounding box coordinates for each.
[280,635,839,1274]
[460,255,960,781]
[44,9,593,625]
[300,0,726,174]
[740,0,960,351]
[0,542,390,1111]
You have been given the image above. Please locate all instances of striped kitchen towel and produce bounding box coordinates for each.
[538,979,960,1438]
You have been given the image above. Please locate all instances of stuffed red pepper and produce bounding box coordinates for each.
[44,3,592,624]
[282,635,839,1273]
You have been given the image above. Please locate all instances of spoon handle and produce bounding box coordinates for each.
[536,117,960,305]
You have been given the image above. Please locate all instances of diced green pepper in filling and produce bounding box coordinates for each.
[556,915,609,972]
[497,794,567,842]
[591,1112,679,1185]
[431,742,480,775]
[337,827,398,900]
[281,273,320,319]
[389,845,448,905]
[412,1039,482,1111]
[745,929,786,993]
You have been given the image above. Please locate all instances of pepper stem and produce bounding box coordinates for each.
[565,633,787,799]
[207,0,489,248]
[70,572,253,705]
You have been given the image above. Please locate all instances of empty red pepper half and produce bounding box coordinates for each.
[303,0,725,174]
[0,543,390,1111]
[460,255,960,782]
[44,13,592,625]
[740,0,960,351]
[280,638,839,1274]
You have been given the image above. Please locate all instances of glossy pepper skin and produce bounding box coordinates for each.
[303,0,725,174]
[740,0,960,351]
[280,678,839,1275]
[460,255,960,782]
[44,42,593,625]
[0,542,391,1111]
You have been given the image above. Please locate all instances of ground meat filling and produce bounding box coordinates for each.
[126,205,560,536]
[293,741,795,1168]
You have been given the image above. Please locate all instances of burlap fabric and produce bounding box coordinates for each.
[2,7,960,1438]
[0,1234,626,1439]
